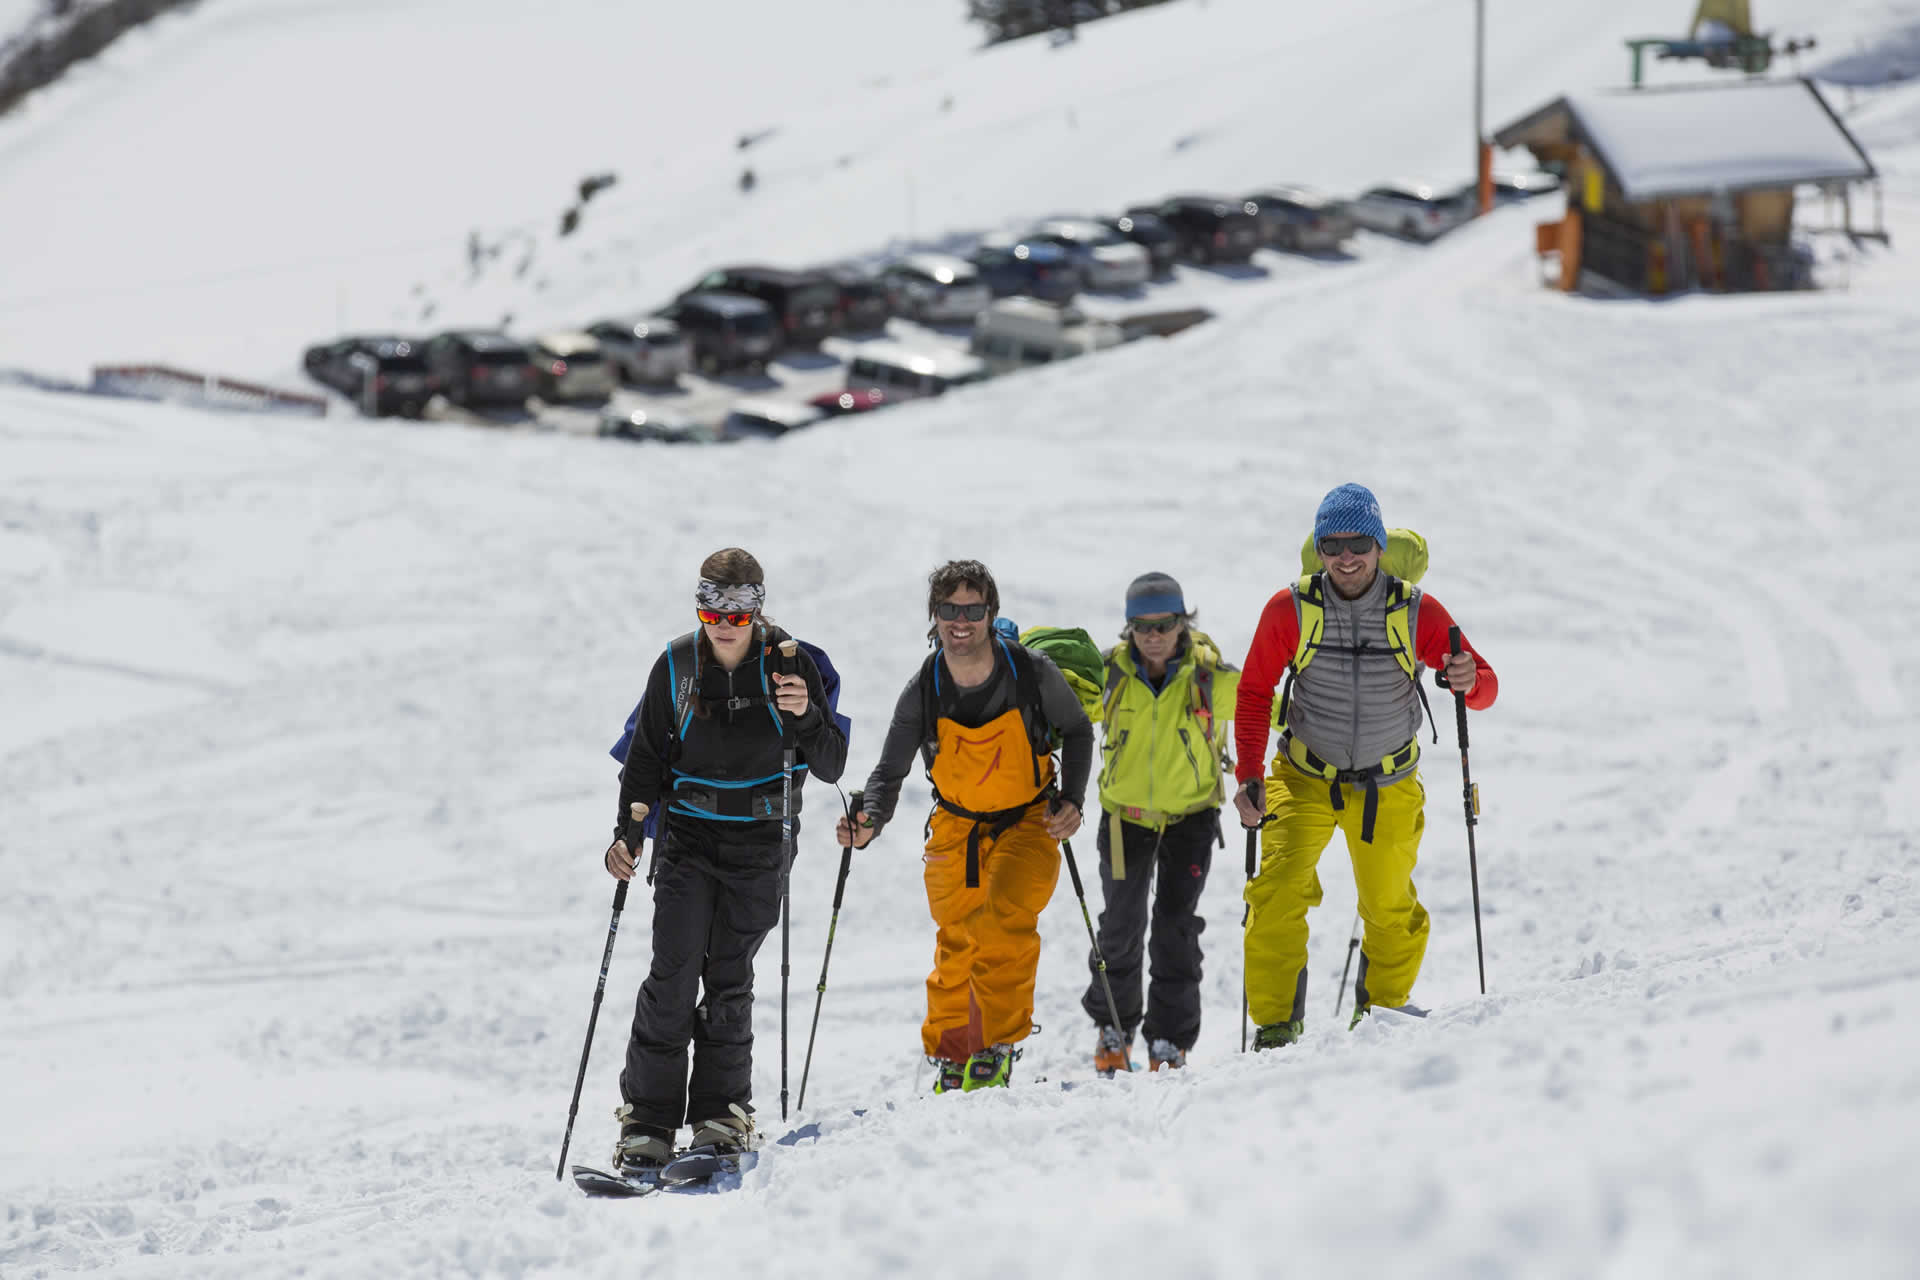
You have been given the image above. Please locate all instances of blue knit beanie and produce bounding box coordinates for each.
[1125,571,1186,619]
[1313,483,1387,547]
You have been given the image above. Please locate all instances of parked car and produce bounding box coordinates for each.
[820,263,892,333]
[1102,211,1179,278]
[844,342,989,401]
[811,387,890,416]
[1242,186,1356,253]
[970,297,1124,374]
[585,314,691,386]
[422,330,537,408]
[879,253,993,324]
[720,398,826,441]
[1028,218,1152,291]
[528,331,617,402]
[597,405,714,443]
[302,334,436,416]
[968,237,1081,303]
[659,291,779,375]
[677,265,841,350]
[1348,181,1474,242]
[1135,196,1261,265]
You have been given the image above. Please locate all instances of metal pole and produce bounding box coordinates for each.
[1449,627,1487,994]
[1063,837,1133,1073]
[1475,0,1490,215]
[555,875,631,1179]
[776,639,798,1121]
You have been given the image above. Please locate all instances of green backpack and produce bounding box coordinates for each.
[1018,625,1107,719]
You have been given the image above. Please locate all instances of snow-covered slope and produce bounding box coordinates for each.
[5,2,1920,1278]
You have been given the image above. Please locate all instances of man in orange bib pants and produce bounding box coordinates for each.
[838,560,1094,1092]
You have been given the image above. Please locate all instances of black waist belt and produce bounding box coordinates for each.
[671,777,788,821]
[1285,733,1417,845]
[931,789,1047,888]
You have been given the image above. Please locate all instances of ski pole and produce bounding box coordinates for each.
[1448,626,1487,995]
[555,868,632,1180]
[1333,911,1361,1016]
[798,790,860,1112]
[1240,810,1271,1053]
[777,639,798,1122]
[1062,829,1132,1073]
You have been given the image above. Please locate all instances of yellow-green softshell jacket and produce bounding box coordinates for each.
[1096,632,1241,821]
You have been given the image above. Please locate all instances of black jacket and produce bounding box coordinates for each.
[616,625,847,856]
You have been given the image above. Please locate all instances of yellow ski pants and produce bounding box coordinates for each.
[1244,763,1430,1026]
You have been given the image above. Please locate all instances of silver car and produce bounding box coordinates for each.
[1028,219,1153,291]
[1347,181,1474,243]
[880,253,993,325]
[587,315,692,386]
[530,331,618,402]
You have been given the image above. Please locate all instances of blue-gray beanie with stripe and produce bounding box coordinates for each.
[1313,483,1388,547]
[1125,571,1186,619]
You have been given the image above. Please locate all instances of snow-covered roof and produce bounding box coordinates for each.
[1495,78,1875,201]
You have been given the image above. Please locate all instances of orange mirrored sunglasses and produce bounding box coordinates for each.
[696,608,756,626]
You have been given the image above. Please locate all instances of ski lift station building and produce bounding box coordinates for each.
[1495,77,1878,295]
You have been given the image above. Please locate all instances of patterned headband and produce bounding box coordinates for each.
[696,579,766,613]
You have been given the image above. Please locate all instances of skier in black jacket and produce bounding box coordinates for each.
[601,547,847,1175]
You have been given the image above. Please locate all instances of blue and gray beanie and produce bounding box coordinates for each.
[1313,483,1388,547]
[1125,571,1187,619]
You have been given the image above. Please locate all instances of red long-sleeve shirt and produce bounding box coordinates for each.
[1234,587,1498,784]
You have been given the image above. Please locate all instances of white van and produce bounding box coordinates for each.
[968,297,1124,374]
[844,342,989,401]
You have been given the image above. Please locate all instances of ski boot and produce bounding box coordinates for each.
[1350,1001,1428,1030]
[962,1043,1019,1091]
[1251,1020,1305,1051]
[930,1057,968,1094]
[1147,1038,1187,1071]
[1093,1024,1133,1078]
[611,1103,674,1178]
[688,1103,759,1155]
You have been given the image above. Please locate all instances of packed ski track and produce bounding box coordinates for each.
[5,2,1920,1278]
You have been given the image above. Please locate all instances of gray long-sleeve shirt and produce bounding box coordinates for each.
[861,644,1093,831]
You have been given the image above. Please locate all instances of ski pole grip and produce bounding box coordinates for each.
[1449,625,1463,659]
[778,637,799,675]
[612,877,628,911]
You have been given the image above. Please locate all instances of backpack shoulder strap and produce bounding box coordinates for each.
[664,632,702,766]
[918,649,943,762]
[1381,578,1438,743]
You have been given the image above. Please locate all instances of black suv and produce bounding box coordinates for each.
[660,292,779,375]
[1135,196,1261,265]
[301,334,436,417]
[678,265,842,350]
[423,330,537,408]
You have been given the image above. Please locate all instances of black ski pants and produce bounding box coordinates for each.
[620,832,783,1133]
[1080,807,1216,1050]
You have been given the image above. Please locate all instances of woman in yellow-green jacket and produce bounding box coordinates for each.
[1086,573,1239,1075]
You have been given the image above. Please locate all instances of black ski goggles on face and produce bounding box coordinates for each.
[1130,615,1185,635]
[934,602,990,622]
[1317,535,1378,558]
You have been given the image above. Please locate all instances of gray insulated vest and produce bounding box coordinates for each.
[1285,573,1424,781]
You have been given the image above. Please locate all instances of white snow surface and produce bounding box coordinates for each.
[1567,79,1876,199]
[5,2,1920,1278]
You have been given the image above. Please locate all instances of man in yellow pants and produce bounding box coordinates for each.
[837,560,1094,1091]
[1232,485,1498,1045]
